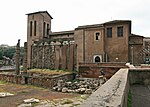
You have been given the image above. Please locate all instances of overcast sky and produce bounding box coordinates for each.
[0,0,150,46]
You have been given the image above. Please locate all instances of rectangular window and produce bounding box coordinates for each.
[117,26,123,37]
[43,22,46,37]
[47,24,49,35]
[95,32,100,40]
[30,21,32,36]
[107,27,112,38]
[34,21,36,36]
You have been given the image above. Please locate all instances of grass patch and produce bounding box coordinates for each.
[0,80,6,84]
[60,99,73,105]
[128,90,132,107]
[27,69,72,75]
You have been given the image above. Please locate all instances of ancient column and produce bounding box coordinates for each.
[23,42,27,73]
[16,39,20,75]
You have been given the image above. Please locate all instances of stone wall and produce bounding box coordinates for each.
[78,68,129,107]
[129,35,144,65]
[79,62,127,78]
[0,72,74,89]
[30,41,76,71]
[129,68,150,85]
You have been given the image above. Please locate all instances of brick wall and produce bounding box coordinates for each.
[79,62,127,78]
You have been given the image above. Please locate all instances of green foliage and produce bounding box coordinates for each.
[0,80,6,84]
[128,90,132,107]
[0,46,15,59]
[0,45,24,65]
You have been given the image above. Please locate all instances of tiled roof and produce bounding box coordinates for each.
[130,34,144,38]
[76,20,131,29]
[50,30,74,36]
[26,11,53,19]
[103,20,131,25]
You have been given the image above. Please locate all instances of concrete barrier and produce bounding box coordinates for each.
[78,68,129,107]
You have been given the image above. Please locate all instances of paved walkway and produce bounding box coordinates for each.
[131,84,150,107]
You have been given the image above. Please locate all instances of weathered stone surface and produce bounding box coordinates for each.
[0,92,14,98]
[62,87,68,93]
[24,98,40,103]
[18,103,32,107]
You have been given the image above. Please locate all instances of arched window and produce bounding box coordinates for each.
[95,56,101,62]
[95,32,100,41]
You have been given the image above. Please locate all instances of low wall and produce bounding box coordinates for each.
[79,62,127,67]
[129,68,150,85]
[79,62,127,78]
[0,72,74,89]
[79,68,129,107]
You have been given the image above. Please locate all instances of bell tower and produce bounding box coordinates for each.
[26,11,53,68]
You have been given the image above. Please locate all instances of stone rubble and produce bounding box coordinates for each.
[52,77,106,94]
[23,98,40,103]
[0,92,14,98]
[18,98,40,107]
[18,95,89,107]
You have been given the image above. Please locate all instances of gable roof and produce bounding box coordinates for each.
[76,20,131,30]
[26,11,53,19]
[103,20,131,25]
[130,34,144,38]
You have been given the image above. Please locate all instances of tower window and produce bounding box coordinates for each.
[117,26,123,37]
[30,21,32,36]
[47,24,49,35]
[43,22,46,37]
[34,21,36,36]
[107,27,112,38]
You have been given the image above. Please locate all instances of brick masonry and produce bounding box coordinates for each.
[26,11,144,71]
[79,62,127,78]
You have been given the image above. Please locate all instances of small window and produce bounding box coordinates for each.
[43,22,46,37]
[117,26,123,37]
[47,24,49,35]
[107,27,112,38]
[95,32,100,41]
[95,56,101,62]
[34,21,36,36]
[30,21,32,36]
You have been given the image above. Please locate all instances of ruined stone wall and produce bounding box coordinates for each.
[30,42,76,71]
[0,72,74,89]
[31,45,55,69]
[129,36,144,65]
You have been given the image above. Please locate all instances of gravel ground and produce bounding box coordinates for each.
[0,82,82,107]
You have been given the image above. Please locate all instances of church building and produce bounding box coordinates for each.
[26,11,144,70]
